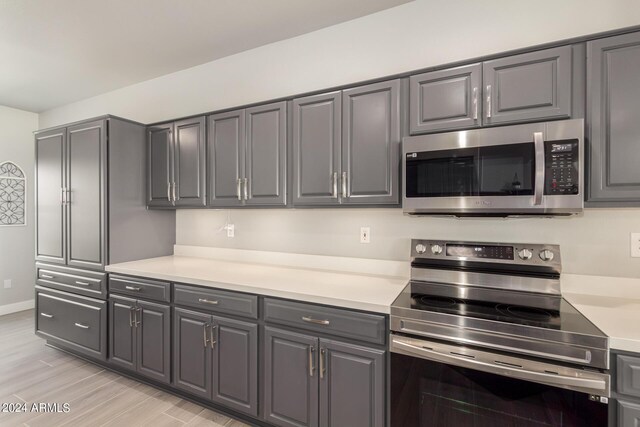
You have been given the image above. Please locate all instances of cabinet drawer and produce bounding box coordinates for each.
[263,298,386,345]
[618,355,640,398]
[174,284,258,319]
[36,262,107,299]
[109,275,170,302]
[35,286,107,360]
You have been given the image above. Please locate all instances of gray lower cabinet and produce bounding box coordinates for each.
[264,327,385,427]
[619,400,640,427]
[109,294,171,384]
[207,102,287,207]
[292,80,401,207]
[173,307,259,417]
[483,45,572,125]
[587,31,640,204]
[409,63,482,134]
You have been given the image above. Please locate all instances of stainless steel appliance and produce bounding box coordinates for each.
[390,239,609,426]
[402,119,584,216]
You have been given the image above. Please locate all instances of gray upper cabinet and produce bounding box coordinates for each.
[342,80,401,205]
[174,117,206,207]
[292,92,342,206]
[147,123,173,207]
[264,327,319,427]
[483,46,572,125]
[410,63,482,134]
[174,307,212,400]
[319,339,385,427]
[207,110,245,207]
[587,31,640,204]
[35,128,66,265]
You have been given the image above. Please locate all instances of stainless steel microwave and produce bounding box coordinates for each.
[402,119,584,216]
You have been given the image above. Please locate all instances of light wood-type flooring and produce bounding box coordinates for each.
[0,310,251,427]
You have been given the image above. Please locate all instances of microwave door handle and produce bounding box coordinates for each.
[533,132,545,206]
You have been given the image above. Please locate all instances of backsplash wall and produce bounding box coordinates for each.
[177,208,640,279]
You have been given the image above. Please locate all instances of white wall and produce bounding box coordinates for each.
[36,0,640,279]
[0,106,38,309]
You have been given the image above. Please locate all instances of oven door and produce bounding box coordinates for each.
[390,334,609,427]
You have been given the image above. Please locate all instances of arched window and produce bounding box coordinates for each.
[0,161,26,226]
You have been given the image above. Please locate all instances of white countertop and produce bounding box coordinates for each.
[106,252,408,314]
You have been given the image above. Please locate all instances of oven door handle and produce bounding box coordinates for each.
[391,336,609,396]
[533,131,545,206]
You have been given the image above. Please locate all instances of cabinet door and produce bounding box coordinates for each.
[173,308,212,400]
[264,327,319,427]
[207,110,245,207]
[66,120,107,270]
[35,128,67,265]
[292,92,341,206]
[410,63,482,134]
[147,123,174,207]
[619,400,640,427]
[109,295,137,372]
[483,46,572,125]
[342,80,401,205]
[588,32,640,203]
[137,300,171,384]
[319,339,385,427]
[245,102,287,206]
[211,316,258,416]
[174,117,206,207]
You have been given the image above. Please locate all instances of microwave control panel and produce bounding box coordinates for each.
[544,139,579,195]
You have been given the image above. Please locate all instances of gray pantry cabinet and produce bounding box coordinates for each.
[587,31,640,204]
[292,80,401,206]
[147,116,207,207]
[207,101,287,207]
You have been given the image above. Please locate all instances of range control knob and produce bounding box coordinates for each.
[517,248,533,260]
[539,249,555,262]
[431,244,443,255]
[415,244,427,254]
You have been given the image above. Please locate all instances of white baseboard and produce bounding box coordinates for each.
[0,299,35,316]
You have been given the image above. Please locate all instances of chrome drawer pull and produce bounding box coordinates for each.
[75,281,90,286]
[198,298,218,305]
[40,313,54,318]
[74,322,89,329]
[40,274,55,279]
[302,316,330,326]
[125,286,141,291]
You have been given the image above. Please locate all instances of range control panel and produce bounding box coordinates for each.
[544,139,579,195]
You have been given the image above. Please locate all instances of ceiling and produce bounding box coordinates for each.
[0,0,410,113]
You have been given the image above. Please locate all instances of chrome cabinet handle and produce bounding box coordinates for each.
[486,84,492,119]
[533,132,545,206]
[237,178,242,201]
[40,312,54,318]
[40,274,55,279]
[129,307,135,327]
[74,322,89,329]
[341,172,347,199]
[60,188,66,205]
[309,345,316,377]
[302,316,330,326]
[243,178,248,201]
[331,172,338,198]
[167,183,171,201]
[172,182,177,203]
[320,348,326,379]
[203,323,210,347]
[198,298,218,305]
[472,87,478,120]
[66,189,71,204]
[135,307,142,326]
[210,324,217,349]
[75,281,90,286]
[125,285,141,291]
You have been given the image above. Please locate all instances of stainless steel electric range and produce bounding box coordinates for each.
[390,239,610,427]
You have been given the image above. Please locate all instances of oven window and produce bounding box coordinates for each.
[391,353,607,427]
[406,143,535,198]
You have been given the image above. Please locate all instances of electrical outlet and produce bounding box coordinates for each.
[226,224,235,238]
[3,279,11,289]
[360,227,371,244]
[631,233,640,258]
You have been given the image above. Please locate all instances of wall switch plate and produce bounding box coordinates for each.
[226,224,235,238]
[360,227,371,244]
[3,279,11,289]
[631,233,640,257]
